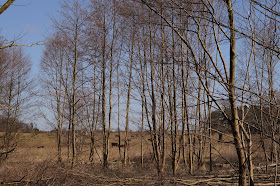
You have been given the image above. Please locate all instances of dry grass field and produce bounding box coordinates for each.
[0,131,278,185]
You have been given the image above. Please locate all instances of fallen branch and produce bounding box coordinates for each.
[0,174,26,185]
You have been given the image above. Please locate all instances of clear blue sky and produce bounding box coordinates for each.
[0,0,61,130]
[0,0,61,74]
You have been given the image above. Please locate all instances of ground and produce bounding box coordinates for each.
[0,131,278,185]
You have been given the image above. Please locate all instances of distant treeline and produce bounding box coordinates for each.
[0,116,38,132]
[211,105,280,134]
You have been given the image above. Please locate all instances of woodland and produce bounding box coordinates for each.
[0,0,280,185]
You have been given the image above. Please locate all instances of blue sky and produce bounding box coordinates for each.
[0,0,61,130]
[0,0,61,74]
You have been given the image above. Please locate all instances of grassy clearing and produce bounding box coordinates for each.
[0,131,278,185]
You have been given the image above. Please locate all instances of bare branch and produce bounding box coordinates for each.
[0,0,15,15]
[0,40,53,50]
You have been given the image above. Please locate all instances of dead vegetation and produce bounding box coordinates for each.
[0,131,278,185]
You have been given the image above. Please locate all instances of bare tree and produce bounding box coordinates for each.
[0,45,32,161]
[40,33,68,163]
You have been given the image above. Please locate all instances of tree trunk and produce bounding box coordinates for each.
[226,0,247,185]
[102,11,108,168]
[123,28,134,166]
[71,22,79,167]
